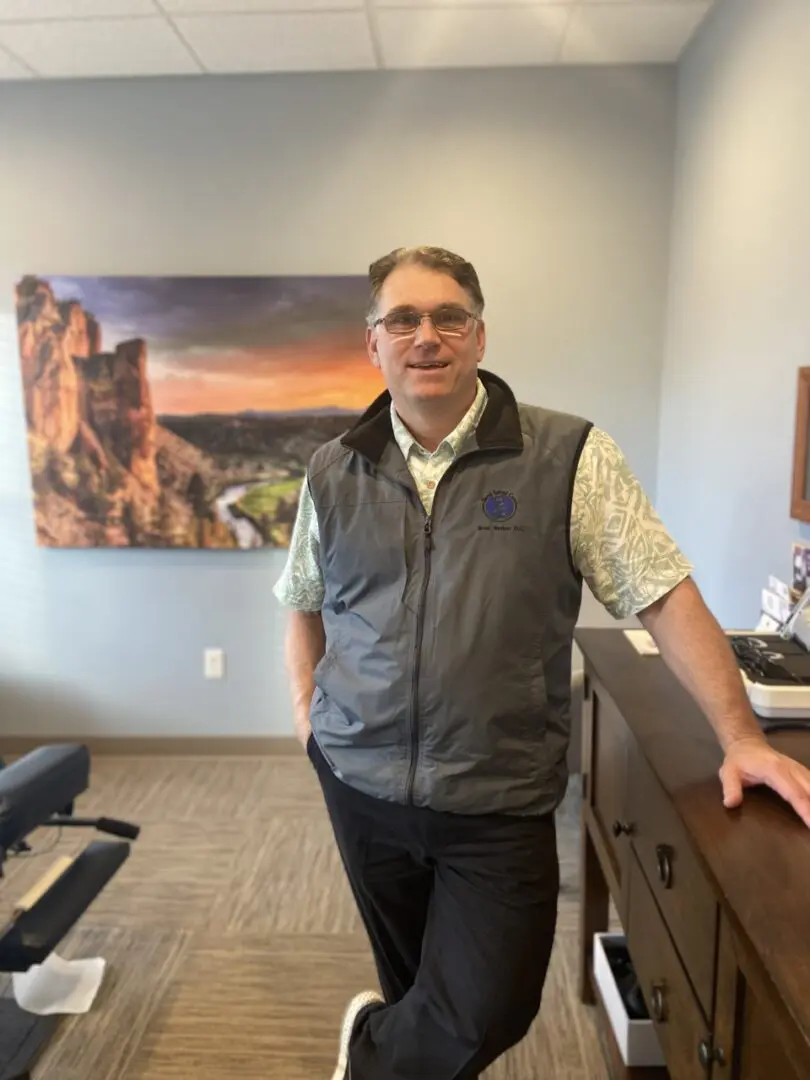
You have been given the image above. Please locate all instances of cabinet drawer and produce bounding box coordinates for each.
[629,747,717,1018]
[627,853,711,1080]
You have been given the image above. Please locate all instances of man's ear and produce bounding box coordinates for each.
[366,326,381,369]
[475,319,486,363]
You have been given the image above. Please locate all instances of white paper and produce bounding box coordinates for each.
[623,627,760,656]
[12,951,106,1015]
[622,629,659,655]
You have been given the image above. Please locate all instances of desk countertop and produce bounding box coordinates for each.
[574,628,810,1061]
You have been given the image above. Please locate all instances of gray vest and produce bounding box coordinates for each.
[308,369,592,816]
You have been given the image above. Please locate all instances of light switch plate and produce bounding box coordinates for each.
[204,647,225,679]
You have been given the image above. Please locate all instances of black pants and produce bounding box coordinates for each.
[308,735,559,1080]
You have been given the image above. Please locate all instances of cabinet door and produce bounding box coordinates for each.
[587,685,633,918]
[712,914,808,1080]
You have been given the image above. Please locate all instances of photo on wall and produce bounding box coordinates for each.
[14,274,383,549]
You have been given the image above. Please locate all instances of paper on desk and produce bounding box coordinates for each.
[623,629,659,655]
[625,626,774,658]
[12,951,106,1015]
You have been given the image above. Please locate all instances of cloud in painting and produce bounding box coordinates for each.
[44,274,383,414]
[47,275,369,355]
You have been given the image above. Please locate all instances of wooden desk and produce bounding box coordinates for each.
[575,628,810,1080]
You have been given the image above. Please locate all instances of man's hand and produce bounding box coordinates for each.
[720,736,810,828]
[294,714,312,750]
[639,577,810,827]
[283,610,325,752]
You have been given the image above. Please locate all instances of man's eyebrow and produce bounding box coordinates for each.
[385,302,461,313]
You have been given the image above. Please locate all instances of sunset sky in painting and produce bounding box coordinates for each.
[47,275,384,415]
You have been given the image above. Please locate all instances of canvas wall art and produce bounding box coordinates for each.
[14,274,383,549]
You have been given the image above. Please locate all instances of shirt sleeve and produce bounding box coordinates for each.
[272,478,325,611]
[570,428,694,619]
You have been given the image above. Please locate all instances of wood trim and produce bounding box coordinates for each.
[0,735,586,766]
[0,734,589,763]
[791,366,810,522]
[579,811,610,1006]
[583,801,622,903]
[0,736,303,756]
[712,911,743,1077]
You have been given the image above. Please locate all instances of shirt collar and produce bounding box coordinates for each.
[390,377,488,460]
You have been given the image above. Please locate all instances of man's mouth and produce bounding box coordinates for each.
[409,361,449,370]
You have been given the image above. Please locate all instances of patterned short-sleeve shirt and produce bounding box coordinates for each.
[273,380,692,619]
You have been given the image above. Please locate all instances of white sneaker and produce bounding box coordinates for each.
[331,990,384,1080]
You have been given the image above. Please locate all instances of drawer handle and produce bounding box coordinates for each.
[650,983,667,1023]
[698,1038,726,1070]
[655,843,674,889]
[612,819,634,838]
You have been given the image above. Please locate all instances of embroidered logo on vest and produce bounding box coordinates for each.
[481,490,517,522]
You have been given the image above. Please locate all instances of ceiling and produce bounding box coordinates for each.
[0,1,717,81]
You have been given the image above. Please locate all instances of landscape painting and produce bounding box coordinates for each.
[14,274,383,549]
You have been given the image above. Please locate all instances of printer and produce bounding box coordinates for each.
[729,600,810,726]
[625,601,810,728]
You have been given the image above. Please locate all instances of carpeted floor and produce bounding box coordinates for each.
[0,755,610,1080]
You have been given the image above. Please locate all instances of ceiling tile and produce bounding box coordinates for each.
[561,3,712,63]
[160,0,361,12]
[0,45,33,78]
[378,6,570,69]
[174,11,376,72]
[0,17,201,77]
[0,0,156,19]
[374,0,571,6]
[581,0,710,4]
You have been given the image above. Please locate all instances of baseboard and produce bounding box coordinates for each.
[0,674,586,759]
[0,734,584,769]
[0,735,302,756]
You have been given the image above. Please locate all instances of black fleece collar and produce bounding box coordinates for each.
[340,368,524,465]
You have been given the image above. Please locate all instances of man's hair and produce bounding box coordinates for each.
[367,246,485,321]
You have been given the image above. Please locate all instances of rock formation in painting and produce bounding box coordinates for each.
[15,275,361,549]
[15,275,236,548]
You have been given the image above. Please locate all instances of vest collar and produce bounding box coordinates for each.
[340,368,524,465]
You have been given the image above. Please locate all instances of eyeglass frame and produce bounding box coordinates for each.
[369,305,481,337]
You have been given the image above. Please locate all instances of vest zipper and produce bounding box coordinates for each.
[401,447,506,803]
[405,514,433,804]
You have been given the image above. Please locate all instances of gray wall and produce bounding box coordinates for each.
[658,0,810,628]
[0,68,676,737]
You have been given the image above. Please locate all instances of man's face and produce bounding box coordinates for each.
[366,264,486,408]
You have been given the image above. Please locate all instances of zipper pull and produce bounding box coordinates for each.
[424,517,433,551]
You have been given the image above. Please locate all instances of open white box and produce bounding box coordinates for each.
[593,932,665,1068]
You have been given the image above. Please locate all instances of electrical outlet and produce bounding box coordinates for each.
[204,648,225,679]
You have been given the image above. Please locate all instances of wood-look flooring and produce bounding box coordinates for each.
[0,755,610,1079]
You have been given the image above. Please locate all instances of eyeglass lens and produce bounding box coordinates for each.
[382,306,472,335]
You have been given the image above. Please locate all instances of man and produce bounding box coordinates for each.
[274,246,810,1080]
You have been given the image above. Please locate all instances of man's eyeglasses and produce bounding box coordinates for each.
[371,306,478,337]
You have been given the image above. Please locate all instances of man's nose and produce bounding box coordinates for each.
[414,315,441,346]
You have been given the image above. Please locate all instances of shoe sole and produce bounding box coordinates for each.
[331,992,383,1080]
